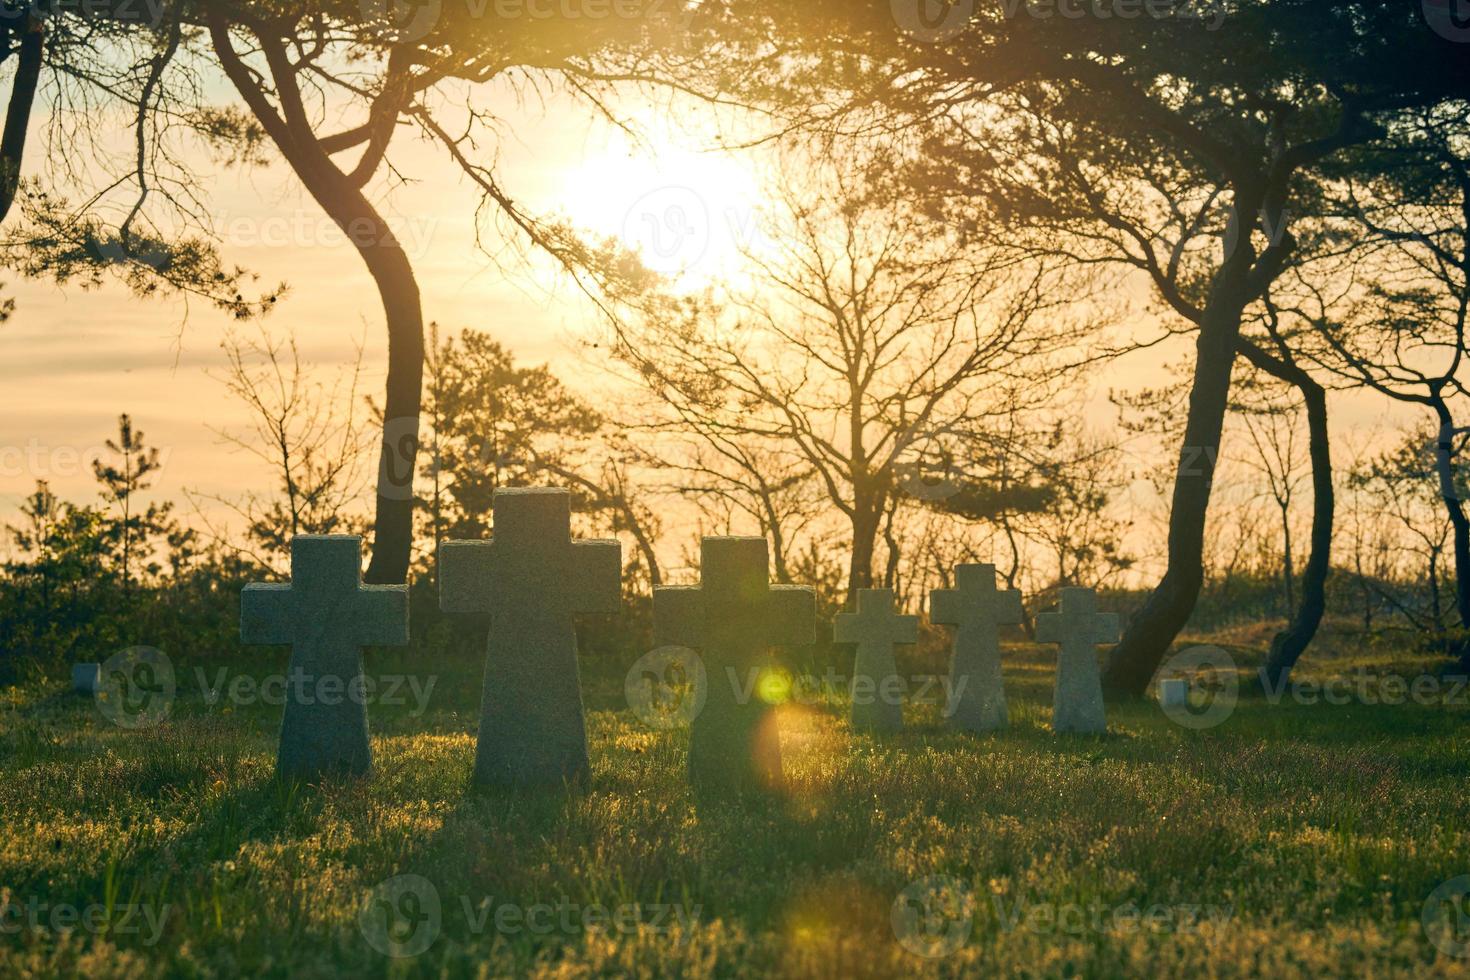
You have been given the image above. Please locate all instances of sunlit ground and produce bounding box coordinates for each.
[2,635,1469,977]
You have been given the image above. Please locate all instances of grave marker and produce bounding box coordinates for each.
[930,564,1023,732]
[1035,586,1119,734]
[653,537,814,795]
[440,487,620,788]
[241,535,408,779]
[835,589,918,732]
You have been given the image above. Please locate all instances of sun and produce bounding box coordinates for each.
[556,115,771,286]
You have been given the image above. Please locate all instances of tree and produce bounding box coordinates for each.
[201,2,686,584]
[91,413,171,591]
[672,0,1468,692]
[610,147,1065,606]
[199,326,374,569]
[1304,106,1470,670]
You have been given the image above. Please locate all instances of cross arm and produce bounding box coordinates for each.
[240,583,294,646]
[653,587,705,648]
[571,539,622,615]
[439,540,496,614]
[764,586,815,647]
[352,585,410,647]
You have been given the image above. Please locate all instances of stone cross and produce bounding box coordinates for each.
[834,589,918,733]
[240,535,408,780]
[1035,586,1119,734]
[653,537,814,795]
[439,487,621,788]
[930,564,1023,732]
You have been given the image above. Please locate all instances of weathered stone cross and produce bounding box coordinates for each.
[653,537,814,795]
[930,563,1023,732]
[439,487,621,788]
[241,535,409,780]
[834,588,917,733]
[1035,586,1119,734]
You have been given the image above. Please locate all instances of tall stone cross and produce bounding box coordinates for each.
[834,589,918,733]
[930,563,1023,732]
[439,487,621,788]
[240,535,409,780]
[653,537,814,795]
[1036,586,1119,734]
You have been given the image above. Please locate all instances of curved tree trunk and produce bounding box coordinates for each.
[210,15,423,584]
[1429,398,1470,673]
[1100,289,1248,696]
[0,12,43,225]
[1245,342,1333,688]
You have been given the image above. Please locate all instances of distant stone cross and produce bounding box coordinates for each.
[653,537,814,795]
[240,535,408,780]
[1035,586,1119,734]
[834,589,918,733]
[439,487,621,788]
[930,564,1023,732]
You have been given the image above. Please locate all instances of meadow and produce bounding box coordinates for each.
[2,635,1469,978]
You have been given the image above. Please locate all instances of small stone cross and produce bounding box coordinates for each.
[834,589,917,733]
[930,564,1023,732]
[241,535,408,780]
[1035,586,1119,734]
[653,537,814,795]
[439,487,621,788]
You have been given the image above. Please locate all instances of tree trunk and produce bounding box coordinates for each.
[1259,362,1332,688]
[0,12,41,225]
[847,505,880,607]
[209,17,423,584]
[1429,400,1470,672]
[1101,289,1248,695]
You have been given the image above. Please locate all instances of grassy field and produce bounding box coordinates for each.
[3,638,1470,978]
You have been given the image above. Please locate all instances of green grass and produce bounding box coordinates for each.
[3,641,1470,978]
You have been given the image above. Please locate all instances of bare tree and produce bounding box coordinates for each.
[611,146,1067,606]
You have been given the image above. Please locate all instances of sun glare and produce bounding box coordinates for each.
[557,121,771,287]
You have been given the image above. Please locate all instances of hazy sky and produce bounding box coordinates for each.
[0,88,773,527]
[0,80,1414,567]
